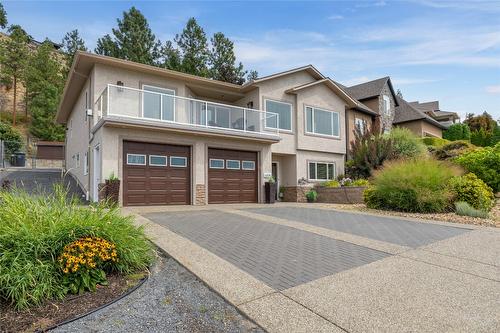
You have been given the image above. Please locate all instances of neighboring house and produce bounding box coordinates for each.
[393,97,447,137]
[409,100,460,127]
[56,52,363,206]
[340,77,399,147]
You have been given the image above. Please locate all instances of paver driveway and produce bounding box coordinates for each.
[127,204,500,333]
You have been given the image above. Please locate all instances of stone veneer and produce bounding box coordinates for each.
[316,186,366,204]
[195,184,206,205]
[283,186,309,203]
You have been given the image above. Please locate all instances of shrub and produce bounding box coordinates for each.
[455,201,489,219]
[455,143,500,192]
[433,140,475,160]
[420,137,450,148]
[347,128,393,179]
[0,186,154,309]
[388,127,426,159]
[59,237,117,294]
[350,179,370,187]
[448,173,495,211]
[470,128,492,147]
[321,180,340,188]
[363,158,461,213]
[443,123,471,141]
[305,189,318,202]
[0,120,23,154]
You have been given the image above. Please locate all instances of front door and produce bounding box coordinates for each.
[272,162,278,200]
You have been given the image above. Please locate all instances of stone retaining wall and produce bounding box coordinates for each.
[316,186,366,204]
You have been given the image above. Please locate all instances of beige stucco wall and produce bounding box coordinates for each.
[92,125,273,204]
[395,120,442,138]
[296,150,345,183]
[346,109,374,144]
[66,76,92,197]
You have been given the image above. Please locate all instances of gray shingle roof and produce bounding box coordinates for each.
[334,81,378,116]
[345,77,391,101]
[394,97,446,129]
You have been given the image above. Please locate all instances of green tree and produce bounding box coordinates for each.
[175,18,209,77]
[470,128,492,147]
[0,2,7,29]
[61,29,87,70]
[0,120,22,154]
[160,40,182,71]
[25,40,65,141]
[443,123,471,141]
[464,112,496,133]
[0,25,30,125]
[246,69,258,82]
[209,32,246,84]
[95,7,160,65]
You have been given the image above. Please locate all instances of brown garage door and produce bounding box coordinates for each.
[208,148,258,204]
[123,141,190,206]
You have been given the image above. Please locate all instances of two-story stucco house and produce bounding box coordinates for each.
[56,52,367,206]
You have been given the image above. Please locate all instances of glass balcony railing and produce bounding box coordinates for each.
[95,84,279,137]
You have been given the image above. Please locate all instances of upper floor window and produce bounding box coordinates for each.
[382,95,391,116]
[305,106,340,137]
[142,85,175,121]
[265,99,292,131]
[355,118,367,134]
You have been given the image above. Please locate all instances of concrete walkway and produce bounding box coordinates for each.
[124,203,500,333]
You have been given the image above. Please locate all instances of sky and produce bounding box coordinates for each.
[2,0,500,119]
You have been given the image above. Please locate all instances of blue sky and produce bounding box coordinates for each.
[2,0,500,119]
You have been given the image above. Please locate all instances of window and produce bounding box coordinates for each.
[75,153,80,168]
[242,160,256,170]
[265,99,292,131]
[226,160,241,170]
[84,152,89,175]
[142,85,175,121]
[127,154,146,165]
[207,105,231,128]
[305,106,340,137]
[170,156,187,167]
[355,118,367,134]
[383,95,391,116]
[308,162,335,181]
[209,158,224,169]
[149,155,167,166]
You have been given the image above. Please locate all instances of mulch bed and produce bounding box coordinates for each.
[0,271,147,333]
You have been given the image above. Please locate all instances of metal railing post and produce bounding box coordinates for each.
[205,102,208,126]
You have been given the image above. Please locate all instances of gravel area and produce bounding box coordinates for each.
[321,202,500,228]
[52,251,263,333]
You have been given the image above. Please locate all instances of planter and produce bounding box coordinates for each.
[316,186,367,204]
[104,179,120,206]
[265,182,276,204]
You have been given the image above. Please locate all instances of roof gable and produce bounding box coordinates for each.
[345,77,399,106]
[394,97,446,129]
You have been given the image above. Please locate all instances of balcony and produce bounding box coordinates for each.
[95,84,280,140]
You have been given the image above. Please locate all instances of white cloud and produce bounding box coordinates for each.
[411,0,500,12]
[328,15,344,20]
[485,85,500,94]
[343,76,372,86]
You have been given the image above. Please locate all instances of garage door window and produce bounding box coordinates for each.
[242,160,255,170]
[127,154,146,165]
[226,160,241,170]
[149,155,167,166]
[170,156,187,167]
[209,159,224,169]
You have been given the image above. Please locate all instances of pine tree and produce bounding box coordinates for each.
[246,70,259,82]
[209,32,246,84]
[0,25,30,125]
[95,7,160,65]
[160,40,182,71]
[175,18,209,77]
[0,2,7,29]
[396,89,403,99]
[61,29,87,69]
[25,40,65,141]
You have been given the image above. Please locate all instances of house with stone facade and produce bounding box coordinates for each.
[56,51,375,206]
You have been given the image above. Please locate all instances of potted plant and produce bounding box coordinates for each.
[105,172,120,206]
[305,189,318,203]
[279,186,285,200]
[265,176,276,204]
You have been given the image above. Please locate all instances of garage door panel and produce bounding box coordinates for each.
[123,141,190,206]
[208,148,257,204]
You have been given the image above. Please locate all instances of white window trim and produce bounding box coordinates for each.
[354,117,367,134]
[304,105,340,138]
[242,160,256,171]
[308,161,336,181]
[126,153,146,166]
[170,156,187,167]
[209,158,224,169]
[149,154,168,166]
[141,84,176,121]
[83,152,89,175]
[75,153,80,168]
[264,98,293,132]
[226,159,241,170]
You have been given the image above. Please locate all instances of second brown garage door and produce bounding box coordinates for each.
[123,141,190,206]
[208,148,258,204]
